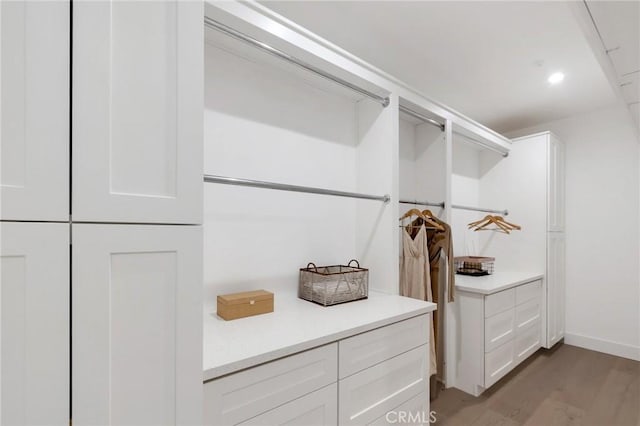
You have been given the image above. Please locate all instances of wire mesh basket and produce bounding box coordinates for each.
[299,259,369,306]
[454,256,495,276]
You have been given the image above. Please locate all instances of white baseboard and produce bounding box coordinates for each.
[564,333,640,361]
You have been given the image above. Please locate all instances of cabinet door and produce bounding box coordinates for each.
[546,232,566,348]
[547,135,565,232]
[339,346,428,425]
[72,224,202,426]
[72,1,202,224]
[1,1,69,221]
[1,222,69,425]
[238,384,337,426]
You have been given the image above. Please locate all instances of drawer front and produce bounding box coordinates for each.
[485,308,516,353]
[238,384,337,426]
[339,345,428,425]
[484,288,515,318]
[515,320,541,365]
[368,392,430,426]
[339,315,429,379]
[515,297,541,331]
[204,344,337,426]
[484,340,515,388]
[515,280,541,305]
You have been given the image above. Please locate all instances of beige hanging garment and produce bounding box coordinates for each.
[399,224,437,376]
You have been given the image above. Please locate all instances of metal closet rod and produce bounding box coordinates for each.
[454,131,509,158]
[204,17,390,108]
[399,105,445,131]
[399,199,445,208]
[452,204,509,216]
[204,174,391,203]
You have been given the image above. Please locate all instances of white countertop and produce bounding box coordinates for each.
[455,271,544,295]
[203,290,436,381]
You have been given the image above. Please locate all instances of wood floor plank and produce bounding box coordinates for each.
[523,392,585,426]
[431,344,640,426]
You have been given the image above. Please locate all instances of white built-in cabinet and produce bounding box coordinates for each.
[547,135,565,232]
[0,222,69,425]
[72,1,203,224]
[0,1,69,221]
[454,279,543,396]
[204,316,429,426]
[72,224,202,426]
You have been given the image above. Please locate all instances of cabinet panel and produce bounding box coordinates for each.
[515,319,541,365]
[339,345,428,425]
[484,340,515,388]
[339,315,428,379]
[72,224,202,426]
[484,288,515,318]
[485,308,515,353]
[1,1,69,221]
[515,280,541,305]
[1,222,69,425]
[546,233,566,348]
[204,344,337,426]
[238,384,337,426]
[72,1,202,224]
[547,135,565,232]
[515,297,541,331]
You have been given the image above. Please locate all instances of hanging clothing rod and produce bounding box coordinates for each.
[204,174,391,203]
[399,105,445,131]
[399,199,445,208]
[454,131,509,157]
[452,204,508,216]
[204,17,390,108]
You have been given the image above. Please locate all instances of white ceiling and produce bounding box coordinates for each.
[259,1,631,134]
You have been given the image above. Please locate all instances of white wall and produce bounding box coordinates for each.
[508,105,640,360]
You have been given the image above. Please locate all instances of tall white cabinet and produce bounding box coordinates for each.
[2,1,204,425]
[71,2,204,425]
[481,131,566,349]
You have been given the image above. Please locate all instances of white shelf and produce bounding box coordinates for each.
[455,271,544,295]
[203,290,436,381]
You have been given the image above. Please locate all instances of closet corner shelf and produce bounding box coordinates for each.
[204,174,391,203]
[455,271,544,295]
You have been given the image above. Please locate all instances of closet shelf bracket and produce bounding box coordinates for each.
[204,174,391,203]
[204,16,390,108]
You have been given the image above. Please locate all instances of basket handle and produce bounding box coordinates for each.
[347,259,360,268]
[306,262,318,272]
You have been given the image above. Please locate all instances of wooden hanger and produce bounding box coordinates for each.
[400,209,445,231]
[468,215,520,234]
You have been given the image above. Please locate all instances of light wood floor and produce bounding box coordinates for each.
[431,344,640,426]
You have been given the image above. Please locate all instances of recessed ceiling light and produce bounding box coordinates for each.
[548,72,565,84]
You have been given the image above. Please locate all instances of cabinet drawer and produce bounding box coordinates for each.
[484,288,515,318]
[485,308,515,353]
[368,392,429,426]
[204,344,337,426]
[238,384,337,426]
[515,297,541,331]
[516,280,541,305]
[484,340,515,388]
[515,320,541,365]
[339,315,428,379]
[339,345,428,425]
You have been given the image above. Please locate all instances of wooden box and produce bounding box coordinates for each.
[217,290,274,321]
